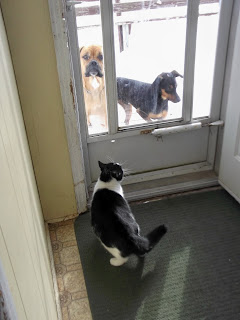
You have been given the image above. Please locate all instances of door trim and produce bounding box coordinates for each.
[87,169,219,205]
[48,0,88,209]
[48,0,232,203]
[125,174,219,202]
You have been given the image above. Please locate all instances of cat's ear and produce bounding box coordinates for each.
[98,161,105,171]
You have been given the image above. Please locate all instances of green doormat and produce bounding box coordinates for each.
[74,189,240,320]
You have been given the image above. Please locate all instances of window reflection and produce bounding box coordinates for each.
[76,1,108,135]
[193,0,220,118]
[75,0,220,134]
[113,1,186,127]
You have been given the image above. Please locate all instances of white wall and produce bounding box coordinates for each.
[0,9,58,320]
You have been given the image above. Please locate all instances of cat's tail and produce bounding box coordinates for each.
[131,225,167,256]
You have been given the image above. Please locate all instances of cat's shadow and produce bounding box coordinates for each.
[85,239,168,320]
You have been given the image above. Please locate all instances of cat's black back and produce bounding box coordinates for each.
[91,188,140,256]
[91,161,167,261]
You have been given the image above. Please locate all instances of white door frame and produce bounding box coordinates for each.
[218,0,240,203]
[48,0,88,210]
[48,0,233,203]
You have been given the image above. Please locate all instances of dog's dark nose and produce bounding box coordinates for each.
[91,60,97,66]
[176,95,180,103]
[173,94,181,103]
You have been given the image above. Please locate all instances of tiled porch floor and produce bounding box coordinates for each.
[49,219,92,320]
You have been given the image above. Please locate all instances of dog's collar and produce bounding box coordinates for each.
[84,87,105,95]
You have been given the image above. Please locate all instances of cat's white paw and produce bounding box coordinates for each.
[110,257,128,266]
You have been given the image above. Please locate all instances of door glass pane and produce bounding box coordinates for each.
[113,1,186,128]
[75,1,108,135]
[74,0,220,134]
[193,0,220,118]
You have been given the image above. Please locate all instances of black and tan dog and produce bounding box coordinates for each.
[80,45,107,127]
[117,70,183,125]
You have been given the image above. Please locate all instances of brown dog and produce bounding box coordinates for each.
[80,45,107,128]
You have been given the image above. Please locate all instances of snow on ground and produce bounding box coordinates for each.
[76,3,219,135]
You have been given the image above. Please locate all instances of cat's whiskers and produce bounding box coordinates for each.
[106,155,115,163]
[105,157,132,177]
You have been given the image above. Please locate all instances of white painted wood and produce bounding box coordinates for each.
[89,127,210,181]
[48,0,88,210]
[88,171,219,205]
[86,120,183,143]
[87,162,212,192]
[0,9,58,319]
[182,0,200,122]
[122,161,212,186]
[65,5,91,187]
[49,0,231,194]
[206,126,218,166]
[219,5,240,203]
[214,1,240,174]
[100,0,119,135]
[125,176,219,202]
[87,170,219,206]
[205,1,234,168]
[86,119,224,143]
[152,122,202,136]
[83,1,229,182]
[209,0,234,121]
[0,230,21,319]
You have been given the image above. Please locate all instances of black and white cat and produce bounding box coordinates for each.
[91,161,167,266]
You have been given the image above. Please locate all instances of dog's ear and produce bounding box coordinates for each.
[171,70,183,78]
[150,75,164,113]
[98,161,104,170]
[79,46,84,53]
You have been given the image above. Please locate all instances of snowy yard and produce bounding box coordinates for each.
[76,1,219,134]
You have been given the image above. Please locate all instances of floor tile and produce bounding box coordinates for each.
[49,219,92,320]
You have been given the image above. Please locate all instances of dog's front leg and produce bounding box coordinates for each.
[86,107,92,126]
[118,101,132,125]
[124,104,132,125]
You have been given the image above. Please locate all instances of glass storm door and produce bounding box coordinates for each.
[63,0,232,187]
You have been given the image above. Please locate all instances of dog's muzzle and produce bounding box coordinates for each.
[85,60,103,78]
[173,94,181,103]
[169,93,181,103]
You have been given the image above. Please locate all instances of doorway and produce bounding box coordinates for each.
[49,0,233,200]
